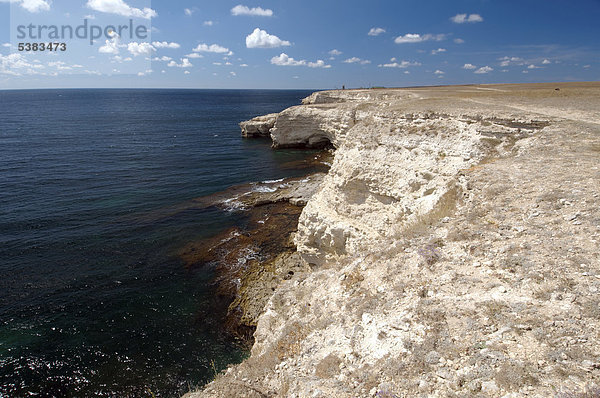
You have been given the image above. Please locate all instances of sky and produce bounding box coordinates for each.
[0,0,599,89]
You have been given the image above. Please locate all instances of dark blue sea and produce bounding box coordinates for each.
[0,89,316,397]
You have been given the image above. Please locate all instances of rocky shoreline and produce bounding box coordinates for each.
[186,82,600,397]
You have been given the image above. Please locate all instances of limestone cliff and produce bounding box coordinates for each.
[240,113,278,138]
[188,83,600,398]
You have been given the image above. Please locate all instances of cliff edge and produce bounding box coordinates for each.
[188,83,600,398]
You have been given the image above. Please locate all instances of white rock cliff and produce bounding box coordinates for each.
[189,83,600,398]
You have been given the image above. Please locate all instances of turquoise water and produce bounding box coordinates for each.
[0,89,316,396]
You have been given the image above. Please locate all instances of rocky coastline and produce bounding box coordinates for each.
[187,83,600,397]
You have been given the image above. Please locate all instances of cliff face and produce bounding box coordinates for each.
[189,83,600,398]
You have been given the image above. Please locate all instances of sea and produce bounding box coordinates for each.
[0,89,318,397]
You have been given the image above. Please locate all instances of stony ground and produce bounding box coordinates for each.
[185,83,600,398]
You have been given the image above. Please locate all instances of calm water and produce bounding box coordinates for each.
[0,89,316,397]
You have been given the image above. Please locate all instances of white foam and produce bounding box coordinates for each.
[261,178,284,184]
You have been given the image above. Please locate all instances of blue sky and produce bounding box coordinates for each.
[1,0,599,89]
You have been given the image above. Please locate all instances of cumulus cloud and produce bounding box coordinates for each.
[451,13,483,23]
[185,53,203,59]
[231,4,273,17]
[246,28,290,48]
[99,31,121,54]
[193,43,231,54]
[152,41,180,49]
[431,48,446,55]
[394,33,445,44]
[48,61,73,70]
[86,0,157,19]
[167,58,193,68]
[184,8,193,16]
[542,59,551,64]
[462,63,476,70]
[153,56,172,62]
[271,53,304,66]
[454,38,465,44]
[343,57,371,65]
[328,49,342,56]
[1,0,50,13]
[378,60,421,68]
[434,69,444,74]
[204,20,214,26]
[474,65,493,74]
[127,42,154,56]
[271,53,330,68]
[1,53,46,76]
[307,60,331,68]
[368,27,386,36]
[499,56,524,67]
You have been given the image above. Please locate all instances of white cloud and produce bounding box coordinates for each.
[86,0,157,19]
[308,60,331,68]
[111,55,132,63]
[152,41,180,49]
[451,13,483,23]
[394,33,445,44]
[84,14,95,19]
[153,56,172,62]
[378,60,421,68]
[48,61,72,70]
[240,63,248,67]
[127,42,154,56]
[246,28,290,49]
[204,20,214,26]
[462,63,476,70]
[2,43,11,48]
[184,70,191,74]
[431,48,446,55]
[329,49,342,56]
[368,27,386,36]
[137,69,152,76]
[231,4,273,17]
[3,0,50,13]
[454,38,465,44]
[1,53,46,76]
[499,56,524,67]
[167,58,193,68]
[434,69,444,74]
[185,53,203,59]
[542,59,551,64]
[193,43,231,54]
[230,71,236,76]
[184,8,193,16]
[271,53,304,66]
[527,64,540,69]
[343,57,371,65]
[99,31,121,54]
[271,53,330,68]
[474,65,493,74]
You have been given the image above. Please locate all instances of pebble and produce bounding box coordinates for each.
[481,381,500,393]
